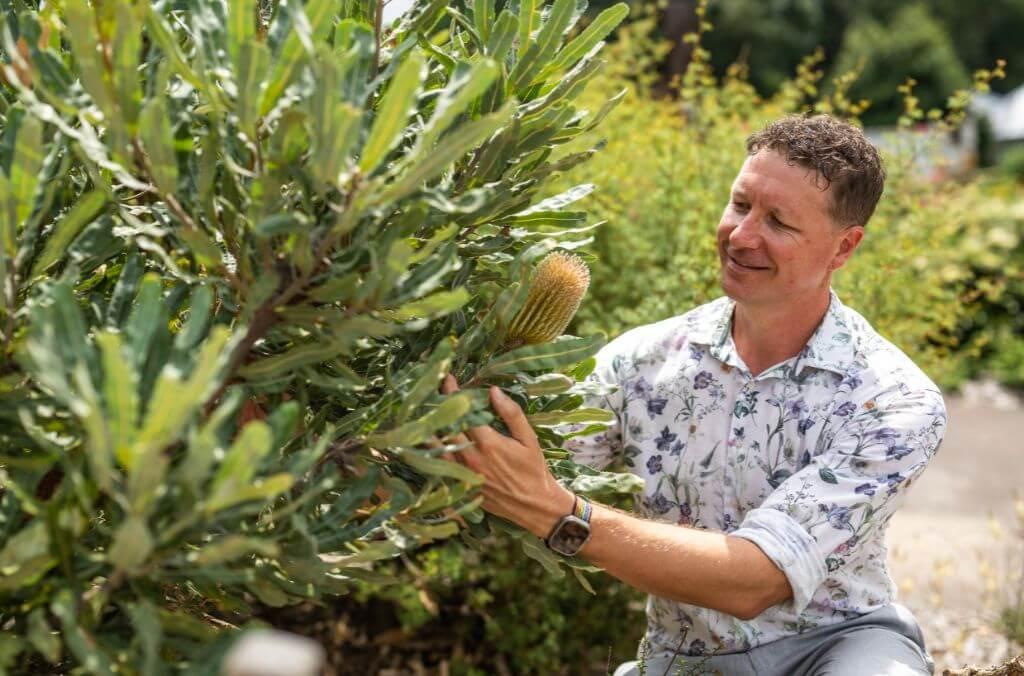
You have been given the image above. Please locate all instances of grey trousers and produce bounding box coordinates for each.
[613,604,933,676]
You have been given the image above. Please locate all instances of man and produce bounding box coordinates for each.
[442,115,946,675]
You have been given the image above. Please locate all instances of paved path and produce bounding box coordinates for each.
[887,383,1024,673]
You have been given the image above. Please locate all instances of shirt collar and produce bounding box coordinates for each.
[689,291,856,377]
[793,290,857,377]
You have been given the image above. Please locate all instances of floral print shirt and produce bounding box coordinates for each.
[564,291,947,656]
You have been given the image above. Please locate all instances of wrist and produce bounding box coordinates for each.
[524,483,576,540]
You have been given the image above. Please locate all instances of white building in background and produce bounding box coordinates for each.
[383,0,415,24]
[972,84,1024,158]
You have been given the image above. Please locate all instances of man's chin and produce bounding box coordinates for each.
[719,273,760,304]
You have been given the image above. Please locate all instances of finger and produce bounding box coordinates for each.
[441,431,485,471]
[442,374,501,449]
[490,386,538,448]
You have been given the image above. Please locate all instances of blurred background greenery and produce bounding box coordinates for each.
[311,1,1024,673]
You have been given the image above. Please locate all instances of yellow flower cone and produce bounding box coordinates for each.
[507,251,591,347]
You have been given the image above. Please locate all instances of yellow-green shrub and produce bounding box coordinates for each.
[557,5,1019,389]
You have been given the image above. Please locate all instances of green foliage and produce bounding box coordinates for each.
[343,537,646,674]
[0,0,637,670]
[998,145,1024,182]
[594,0,1024,123]
[552,9,1021,390]
[831,3,970,126]
[947,184,1024,388]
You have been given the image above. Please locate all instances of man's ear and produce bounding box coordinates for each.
[829,225,865,271]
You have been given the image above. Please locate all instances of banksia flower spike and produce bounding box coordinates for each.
[506,251,591,347]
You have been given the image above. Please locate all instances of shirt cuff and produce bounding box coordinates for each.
[731,507,827,616]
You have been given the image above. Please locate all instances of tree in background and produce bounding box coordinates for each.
[586,0,1021,123]
[830,3,969,126]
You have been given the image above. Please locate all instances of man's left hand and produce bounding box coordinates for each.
[441,375,575,539]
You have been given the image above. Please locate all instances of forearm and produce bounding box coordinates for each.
[530,497,792,620]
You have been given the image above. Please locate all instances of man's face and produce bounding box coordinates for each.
[716,150,863,308]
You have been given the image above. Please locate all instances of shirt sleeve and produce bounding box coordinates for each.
[558,340,626,471]
[730,385,947,615]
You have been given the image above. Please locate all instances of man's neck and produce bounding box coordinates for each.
[731,289,832,377]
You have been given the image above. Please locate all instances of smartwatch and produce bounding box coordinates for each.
[544,495,592,556]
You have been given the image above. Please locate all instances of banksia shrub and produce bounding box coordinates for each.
[507,251,591,347]
[0,0,639,671]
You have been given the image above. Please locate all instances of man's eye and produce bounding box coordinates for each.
[732,201,749,212]
[770,215,792,230]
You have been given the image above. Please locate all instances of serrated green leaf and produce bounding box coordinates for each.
[193,536,279,566]
[312,101,362,188]
[520,533,565,576]
[531,0,575,70]
[239,334,370,381]
[366,392,474,448]
[520,372,575,396]
[145,6,204,90]
[396,519,460,542]
[0,115,43,257]
[480,334,605,376]
[260,0,335,116]
[486,9,518,61]
[412,59,498,157]
[228,0,258,69]
[0,520,49,572]
[126,600,163,676]
[517,0,539,58]
[473,0,494,44]
[51,590,117,675]
[26,608,61,665]
[140,95,177,195]
[396,340,454,421]
[254,211,310,238]
[124,273,164,372]
[177,388,243,493]
[64,0,113,114]
[127,448,169,515]
[108,515,153,573]
[378,99,514,205]
[136,326,231,453]
[112,0,144,127]
[0,633,22,672]
[236,40,271,137]
[569,470,645,497]
[583,87,627,132]
[379,288,470,321]
[547,2,628,75]
[95,331,140,468]
[325,540,402,566]
[359,51,425,173]
[179,226,223,268]
[157,608,219,641]
[209,420,272,500]
[527,407,613,426]
[207,473,294,515]
[399,451,484,486]
[30,188,106,276]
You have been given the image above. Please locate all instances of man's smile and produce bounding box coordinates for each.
[725,253,771,272]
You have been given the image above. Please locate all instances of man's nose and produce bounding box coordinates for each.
[729,213,763,249]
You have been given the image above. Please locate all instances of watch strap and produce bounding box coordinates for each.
[572,494,592,523]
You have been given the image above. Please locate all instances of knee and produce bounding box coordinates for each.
[807,628,932,676]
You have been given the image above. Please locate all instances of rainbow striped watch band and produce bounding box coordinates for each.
[572,495,592,523]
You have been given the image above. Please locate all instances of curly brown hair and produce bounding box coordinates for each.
[746,115,886,228]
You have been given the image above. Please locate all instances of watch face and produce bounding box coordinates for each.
[547,515,591,557]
